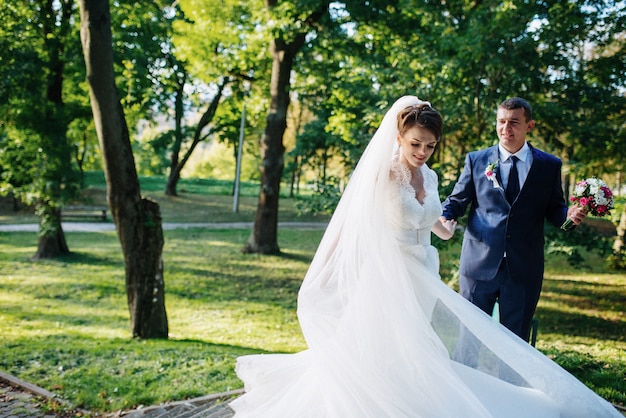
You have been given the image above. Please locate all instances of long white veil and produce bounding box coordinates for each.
[298,95,426,343]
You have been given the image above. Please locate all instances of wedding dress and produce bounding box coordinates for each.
[230,96,621,417]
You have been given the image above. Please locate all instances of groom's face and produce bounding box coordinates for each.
[496,107,535,153]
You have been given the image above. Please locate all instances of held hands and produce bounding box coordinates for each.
[442,218,457,237]
[434,216,457,240]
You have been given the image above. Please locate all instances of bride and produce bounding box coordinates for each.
[229,96,621,417]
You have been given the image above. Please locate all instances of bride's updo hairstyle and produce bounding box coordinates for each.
[397,104,443,142]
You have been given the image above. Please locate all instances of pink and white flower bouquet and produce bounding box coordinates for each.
[561,177,614,231]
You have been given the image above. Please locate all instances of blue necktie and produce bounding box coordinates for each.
[506,156,520,204]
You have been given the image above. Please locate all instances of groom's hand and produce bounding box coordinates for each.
[566,203,587,226]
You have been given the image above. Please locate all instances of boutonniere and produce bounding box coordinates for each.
[485,162,502,189]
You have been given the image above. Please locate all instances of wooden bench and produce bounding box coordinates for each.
[61,205,108,221]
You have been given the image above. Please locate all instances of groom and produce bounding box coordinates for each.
[441,97,586,341]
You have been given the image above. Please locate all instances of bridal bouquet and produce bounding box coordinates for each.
[561,177,614,231]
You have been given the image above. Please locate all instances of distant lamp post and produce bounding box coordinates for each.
[233,103,245,213]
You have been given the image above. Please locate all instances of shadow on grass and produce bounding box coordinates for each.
[538,277,626,342]
[275,250,313,262]
[0,292,130,331]
[169,338,275,355]
[542,277,626,307]
[165,265,301,310]
[536,305,625,342]
[56,250,124,266]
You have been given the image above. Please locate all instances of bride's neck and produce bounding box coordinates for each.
[399,157,422,179]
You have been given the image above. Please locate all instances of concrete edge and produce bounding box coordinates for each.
[0,371,243,417]
[0,370,58,400]
[116,388,244,416]
[181,388,244,406]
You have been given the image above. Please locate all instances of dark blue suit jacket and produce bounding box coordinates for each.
[442,143,568,285]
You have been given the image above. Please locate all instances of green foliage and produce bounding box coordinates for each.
[178,140,261,182]
[174,0,265,83]
[67,118,102,174]
[545,221,615,269]
[0,125,81,211]
[111,0,177,122]
[127,0,270,191]
[608,250,626,271]
[3,0,624,240]
[133,128,178,176]
[0,0,85,234]
[293,179,342,216]
[291,0,625,190]
[532,0,625,175]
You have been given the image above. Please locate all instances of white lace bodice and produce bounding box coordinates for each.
[388,159,442,247]
[386,160,443,275]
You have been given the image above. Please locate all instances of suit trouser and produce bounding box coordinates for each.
[460,259,542,342]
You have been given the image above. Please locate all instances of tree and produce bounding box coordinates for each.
[0,0,174,260]
[0,0,84,260]
[530,0,625,177]
[242,0,331,254]
[162,0,269,196]
[79,0,168,339]
[165,78,230,196]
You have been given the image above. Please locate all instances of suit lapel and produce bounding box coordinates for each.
[486,146,506,201]
[488,147,501,185]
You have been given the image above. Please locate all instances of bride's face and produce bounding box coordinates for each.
[397,126,437,169]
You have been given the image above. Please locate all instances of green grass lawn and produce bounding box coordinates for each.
[0,174,624,415]
[0,228,314,413]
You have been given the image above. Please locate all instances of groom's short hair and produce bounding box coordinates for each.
[499,97,533,122]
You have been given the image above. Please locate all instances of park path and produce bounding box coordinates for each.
[0,221,328,233]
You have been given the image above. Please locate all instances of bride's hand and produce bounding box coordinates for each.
[433,218,457,240]
[442,219,457,237]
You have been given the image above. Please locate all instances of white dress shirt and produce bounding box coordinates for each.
[499,142,532,190]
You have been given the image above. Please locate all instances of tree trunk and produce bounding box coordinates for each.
[79,0,168,339]
[125,198,167,338]
[613,207,626,254]
[243,1,328,254]
[165,70,186,197]
[33,206,69,261]
[165,169,181,197]
[563,172,571,202]
[34,0,74,260]
[242,38,298,254]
